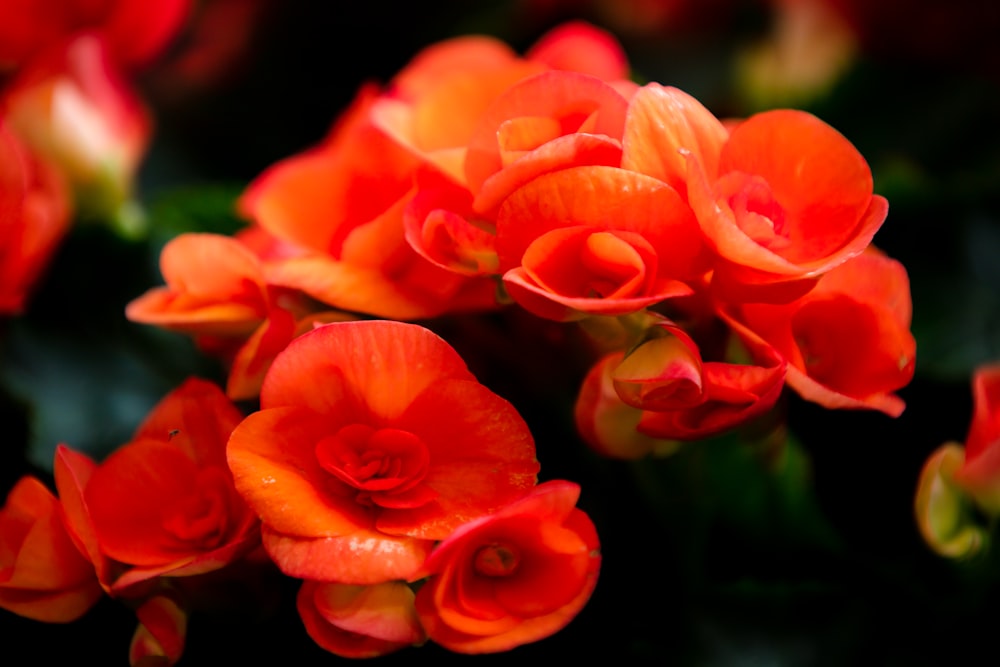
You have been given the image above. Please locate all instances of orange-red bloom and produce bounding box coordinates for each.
[54,378,259,594]
[0,120,71,315]
[623,83,886,302]
[0,476,102,622]
[724,249,914,416]
[414,480,600,654]
[226,320,540,585]
[298,580,426,658]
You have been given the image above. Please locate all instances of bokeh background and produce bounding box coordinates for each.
[3,1,1000,663]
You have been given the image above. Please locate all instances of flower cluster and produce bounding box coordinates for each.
[1,10,917,665]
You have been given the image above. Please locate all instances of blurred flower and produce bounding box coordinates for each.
[0,119,71,315]
[0,0,191,72]
[2,35,150,234]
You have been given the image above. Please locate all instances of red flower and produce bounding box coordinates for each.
[414,480,600,653]
[226,320,540,584]
[0,120,71,315]
[54,378,259,594]
[0,476,102,622]
[0,0,191,72]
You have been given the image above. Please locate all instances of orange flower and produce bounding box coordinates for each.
[0,476,102,622]
[226,320,540,585]
[0,120,71,315]
[54,379,260,595]
[623,83,886,302]
[414,480,600,654]
[497,166,707,321]
[298,580,426,658]
[724,249,914,416]
[0,0,191,72]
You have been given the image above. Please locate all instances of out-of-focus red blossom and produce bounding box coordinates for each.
[298,580,426,658]
[623,83,886,303]
[226,320,540,585]
[129,593,187,667]
[1,35,150,222]
[952,365,1000,512]
[0,0,191,72]
[0,476,102,622]
[54,378,259,595]
[0,120,71,315]
[575,321,786,454]
[497,165,707,321]
[126,232,350,400]
[148,0,272,97]
[724,248,914,416]
[414,480,600,654]
[915,364,1000,558]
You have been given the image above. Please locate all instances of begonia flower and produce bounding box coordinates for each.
[414,480,600,654]
[0,120,71,315]
[54,378,260,594]
[724,248,914,416]
[298,580,426,658]
[0,0,191,72]
[497,166,708,321]
[622,83,886,302]
[0,476,102,622]
[226,320,540,585]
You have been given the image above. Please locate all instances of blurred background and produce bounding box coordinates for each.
[3,0,1000,664]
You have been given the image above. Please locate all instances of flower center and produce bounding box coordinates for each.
[315,424,431,507]
[716,171,790,251]
[473,543,521,577]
